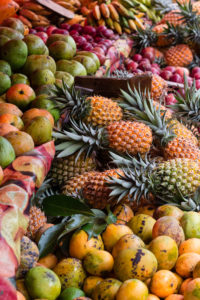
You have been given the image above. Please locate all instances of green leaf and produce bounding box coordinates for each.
[42,195,95,217]
[58,214,92,240]
[82,221,107,239]
[38,222,65,258]
[106,209,117,224]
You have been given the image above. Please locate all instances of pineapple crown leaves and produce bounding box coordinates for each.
[38,194,117,258]
[131,26,158,51]
[170,75,200,122]
[188,54,200,70]
[107,153,156,204]
[50,79,92,121]
[119,85,176,146]
[185,22,200,46]
[162,22,186,45]
[152,0,178,14]
[176,0,200,25]
[52,118,108,160]
[157,184,200,211]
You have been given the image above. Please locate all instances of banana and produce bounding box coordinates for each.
[113,21,122,34]
[93,5,101,20]
[128,19,137,31]
[107,4,119,22]
[19,8,39,21]
[100,3,110,19]
[22,2,44,11]
[133,15,145,30]
[112,2,130,18]
[32,20,50,27]
[98,19,106,26]
[106,18,114,29]
[56,1,75,10]
[87,11,97,26]
[121,16,129,28]
[37,15,49,22]
[120,0,135,8]
[18,15,32,28]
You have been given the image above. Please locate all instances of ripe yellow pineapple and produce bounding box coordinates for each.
[153,24,170,47]
[52,82,123,127]
[159,10,183,26]
[164,44,193,67]
[151,74,168,101]
[27,206,47,240]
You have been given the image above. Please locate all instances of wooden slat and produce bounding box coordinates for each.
[36,0,74,19]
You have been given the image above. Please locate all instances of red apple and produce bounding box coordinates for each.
[151,67,160,75]
[35,26,47,32]
[35,32,48,43]
[160,70,172,80]
[191,66,200,77]
[141,47,155,56]
[93,47,105,55]
[143,51,155,62]
[151,63,160,69]
[70,24,83,32]
[194,72,200,80]
[138,61,152,71]
[52,28,69,35]
[170,73,182,83]
[73,36,87,46]
[82,43,93,51]
[83,25,96,36]
[60,23,71,30]
[69,30,79,37]
[82,34,93,42]
[127,61,138,71]
[46,26,57,36]
[164,66,176,73]
[165,93,177,105]
[92,51,106,64]
[175,67,189,77]
[132,54,143,62]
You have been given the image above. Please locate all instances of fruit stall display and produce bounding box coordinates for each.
[2,0,200,299]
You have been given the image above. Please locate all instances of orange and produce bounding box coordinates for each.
[179,278,193,295]
[175,253,200,278]
[179,239,200,255]
[0,113,23,129]
[69,230,104,260]
[165,295,184,300]
[83,276,103,296]
[113,204,134,224]
[112,234,145,259]
[0,123,18,136]
[116,279,148,300]
[136,205,156,217]
[22,108,54,127]
[38,254,58,269]
[150,270,178,298]
[154,205,183,221]
[184,278,200,300]
[102,223,133,252]
[0,102,23,116]
[83,249,114,276]
[174,273,183,293]
[147,295,160,300]
[6,83,35,109]
[5,131,34,156]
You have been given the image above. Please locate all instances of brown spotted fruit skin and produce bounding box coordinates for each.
[114,248,158,282]
[53,258,86,290]
[92,278,121,300]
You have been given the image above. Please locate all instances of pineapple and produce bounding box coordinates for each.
[27,206,47,240]
[53,119,153,159]
[153,23,185,47]
[51,81,123,127]
[108,152,200,209]
[151,74,168,101]
[49,153,96,187]
[164,44,193,67]
[158,10,183,26]
[120,86,200,161]
[132,26,158,52]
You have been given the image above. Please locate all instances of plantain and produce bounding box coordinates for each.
[107,4,119,22]
[100,3,110,19]
[81,6,91,16]
[39,9,52,16]
[113,21,122,34]
[124,27,131,34]
[128,19,137,31]
[18,15,32,28]
[121,16,129,28]
[22,2,44,11]
[133,15,145,29]
[98,18,106,26]
[106,18,114,29]
[112,2,130,18]
[19,8,39,21]
[93,5,101,20]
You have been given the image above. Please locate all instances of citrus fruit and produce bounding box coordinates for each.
[24,116,52,145]
[116,279,148,300]
[11,73,30,85]
[59,287,85,300]
[5,131,34,156]
[23,34,46,55]
[30,69,55,87]
[25,266,61,300]
[2,18,25,34]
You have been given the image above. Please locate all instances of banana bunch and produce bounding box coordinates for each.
[85,1,146,34]
[53,0,81,12]
[119,0,161,23]
[17,1,52,28]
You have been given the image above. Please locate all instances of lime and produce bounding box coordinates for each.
[0,72,11,95]
[0,60,12,76]
[30,69,55,87]
[59,287,85,300]
[11,73,30,85]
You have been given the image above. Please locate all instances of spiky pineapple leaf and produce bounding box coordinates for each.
[38,222,66,258]
[42,195,95,217]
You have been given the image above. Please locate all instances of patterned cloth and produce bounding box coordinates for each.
[0,141,55,300]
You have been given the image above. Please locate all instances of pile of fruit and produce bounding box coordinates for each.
[3,0,200,300]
